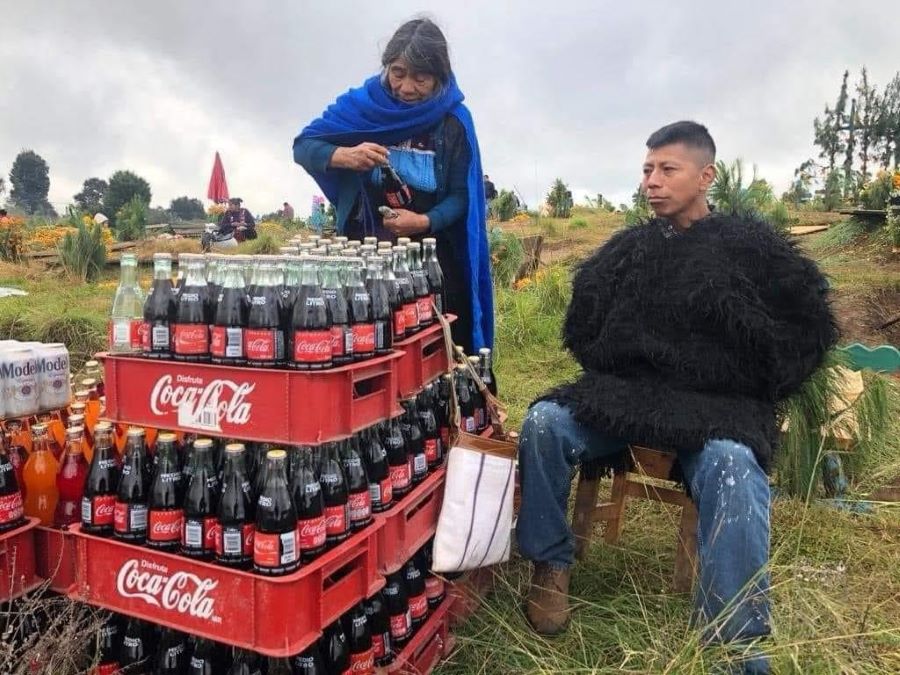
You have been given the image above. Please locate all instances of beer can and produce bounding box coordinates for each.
[36,342,71,411]
[1,347,40,418]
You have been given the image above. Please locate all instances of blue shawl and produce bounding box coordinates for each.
[295,75,494,350]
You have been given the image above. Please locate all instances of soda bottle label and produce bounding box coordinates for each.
[464,416,476,433]
[253,530,299,568]
[172,324,209,355]
[348,491,371,524]
[0,492,24,525]
[109,318,142,351]
[474,408,485,430]
[389,463,411,491]
[114,502,148,535]
[351,323,376,354]
[426,576,445,602]
[389,612,410,640]
[183,516,218,552]
[372,631,389,660]
[424,439,438,465]
[374,321,388,351]
[210,326,243,358]
[148,509,184,543]
[297,515,327,551]
[392,309,406,339]
[82,494,116,526]
[403,303,418,330]
[95,663,121,675]
[409,592,428,620]
[293,330,332,363]
[368,477,393,509]
[349,648,374,673]
[440,426,450,450]
[216,523,255,557]
[416,297,433,323]
[324,503,349,537]
[245,328,280,361]
[150,324,170,351]
[413,454,427,476]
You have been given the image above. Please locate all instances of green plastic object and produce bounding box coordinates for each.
[839,343,900,373]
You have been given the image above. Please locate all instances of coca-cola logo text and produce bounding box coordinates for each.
[116,559,219,620]
[152,520,181,537]
[150,375,255,426]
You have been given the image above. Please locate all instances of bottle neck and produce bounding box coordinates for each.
[408,247,423,271]
[322,261,341,288]
[185,262,206,287]
[153,260,172,281]
[120,263,137,286]
[223,263,243,289]
[423,242,437,261]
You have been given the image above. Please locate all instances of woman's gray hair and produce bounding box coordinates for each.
[381,19,452,85]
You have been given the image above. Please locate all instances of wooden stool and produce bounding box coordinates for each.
[571,445,698,593]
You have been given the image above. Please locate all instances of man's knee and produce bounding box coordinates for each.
[521,400,569,442]
[692,439,767,494]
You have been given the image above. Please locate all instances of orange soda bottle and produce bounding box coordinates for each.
[23,423,60,526]
[3,418,33,454]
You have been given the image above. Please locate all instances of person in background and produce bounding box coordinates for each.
[282,201,295,220]
[516,121,837,674]
[217,197,257,241]
[483,174,497,206]
[309,201,327,232]
[292,18,494,357]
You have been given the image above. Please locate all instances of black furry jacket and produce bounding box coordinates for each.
[541,213,838,473]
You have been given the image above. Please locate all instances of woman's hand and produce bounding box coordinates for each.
[383,209,430,236]
[329,143,390,171]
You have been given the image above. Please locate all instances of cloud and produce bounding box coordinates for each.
[1,0,898,216]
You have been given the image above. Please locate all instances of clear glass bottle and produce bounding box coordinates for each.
[109,253,146,353]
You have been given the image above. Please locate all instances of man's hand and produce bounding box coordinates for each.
[383,209,429,236]
[330,143,390,171]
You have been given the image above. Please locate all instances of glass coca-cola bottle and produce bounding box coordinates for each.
[382,417,411,500]
[109,252,145,354]
[188,637,229,675]
[211,258,248,366]
[365,254,393,357]
[229,649,266,675]
[362,427,391,514]
[0,443,25,533]
[114,428,149,543]
[383,570,412,652]
[320,441,350,548]
[404,554,428,631]
[2,428,28,503]
[364,591,393,667]
[455,364,477,434]
[437,374,453,452]
[290,642,325,675]
[468,356,488,432]
[155,628,188,675]
[147,432,184,553]
[216,443,255,570]
[417,384,442,472]
[172,254,211,362]
[143,252,176,359]
[383,164,413,209]
[322,256,353,365]
[280,255,301,357]
[54,425,88,527]
[422,237,445,317]
[291,447,326,563]
[81,422,120,536]
[392,246,418,336]
[343,603,374,674]
[245,259,285,367]
[382,253,406,343]
[253,449,300,576]
[421,542,446,611]
[407,242,433,328]
[321,621,350,675]
[182,439,219,560]
[119,617,154,674]
[345,260,375,362]
[400,399,427,486]
[93,613,122,675]
[290,256,333,370]
[341,436,372,533]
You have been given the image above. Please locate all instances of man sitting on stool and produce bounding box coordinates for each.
[516,121,837,674]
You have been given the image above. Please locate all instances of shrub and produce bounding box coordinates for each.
[237,232,283,255]
[58,221,108,282]
[822,170,844,211]
[709,159,775,217]
[858,171,893,210]
[490,190,518,222]
[570,217,588,229]
[488,227,525,287]
[765,200,794,233]
[0,215,27,261]
[546,179,573,218]
[114,196,148,242]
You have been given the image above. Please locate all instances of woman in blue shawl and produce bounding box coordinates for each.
[293,18,494,357]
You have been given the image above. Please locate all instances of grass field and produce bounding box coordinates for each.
[1,210,899,673]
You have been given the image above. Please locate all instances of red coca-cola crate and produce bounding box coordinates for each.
[394,317,454,399]
[386,594,455,674]
[0,517,41,601]
[69,519,385,657]
[34,525,77,593]
[100,352,402,445]
[376,468,445,575]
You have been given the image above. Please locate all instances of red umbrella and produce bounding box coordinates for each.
[206,151,229,203]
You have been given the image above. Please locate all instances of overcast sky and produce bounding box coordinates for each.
[2,1,898,218]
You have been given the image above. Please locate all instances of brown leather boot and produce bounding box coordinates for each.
[525,562,571,635]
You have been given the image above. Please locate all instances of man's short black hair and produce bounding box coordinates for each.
[646,121,716,164]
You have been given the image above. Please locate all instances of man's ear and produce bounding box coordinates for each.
[700,163,716,193]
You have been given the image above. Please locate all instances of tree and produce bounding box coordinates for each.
[843,97,858,198]
[782,159,817,205]
[73,177,108,214]
[103,170,151,225]
[115,196,148,242]
[545,179,573,218]
[856,68,878,186]
[874,73,900,168]
[169,196,205,221]
[0,176,5,200]
[822,170,844,211]
[9,150,51,214]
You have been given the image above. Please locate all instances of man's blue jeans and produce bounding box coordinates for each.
[516,401,771,670]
